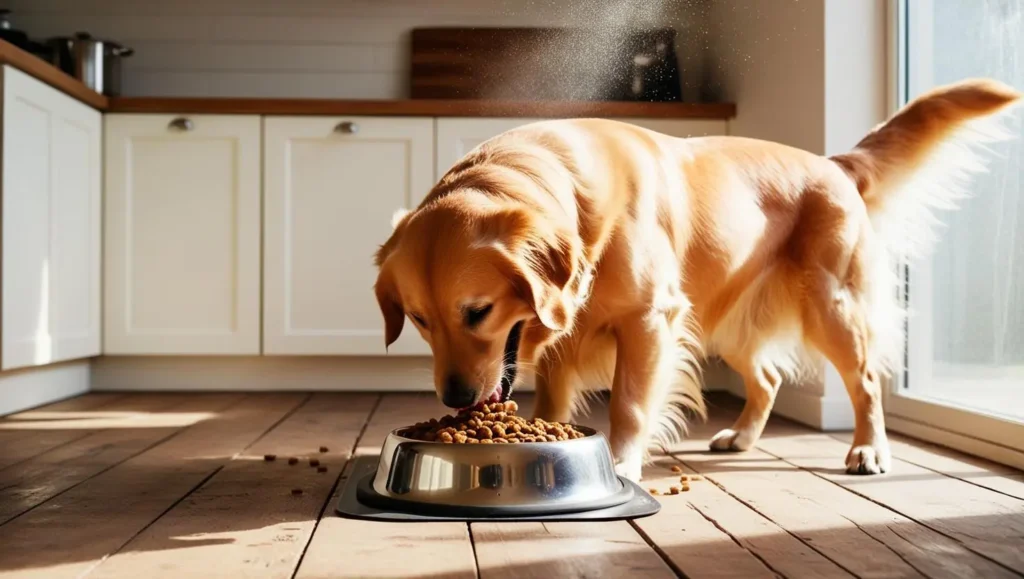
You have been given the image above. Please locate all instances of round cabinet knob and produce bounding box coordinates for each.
[168,117,194,131]
[334,121,359,134]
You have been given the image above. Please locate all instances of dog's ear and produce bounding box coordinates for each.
[374,268,405,350]
[479,209,580,332]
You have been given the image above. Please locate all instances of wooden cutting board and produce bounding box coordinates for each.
[410,27,682,102]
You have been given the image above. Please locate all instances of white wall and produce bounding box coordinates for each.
[706,0,827,154]
[6,0,710,99]
[703,0,887,429]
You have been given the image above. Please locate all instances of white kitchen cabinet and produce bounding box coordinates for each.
[435,117,729,178]
[104,114,261,354]
[1,66,101,371]
[263,116,434,356]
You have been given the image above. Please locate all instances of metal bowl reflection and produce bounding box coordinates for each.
[364,426,630,516]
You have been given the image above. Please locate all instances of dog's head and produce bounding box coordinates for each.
[374,193,583,408]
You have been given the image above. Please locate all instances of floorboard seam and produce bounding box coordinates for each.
[672,454,857,579]
[291,394,384,579]
[0,395,248,528]
[627,519,691,579]
[755,444,1024,578]
[77,393,312,578]
[826,432,1024,502]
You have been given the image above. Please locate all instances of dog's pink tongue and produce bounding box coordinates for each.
[459,388,503,412]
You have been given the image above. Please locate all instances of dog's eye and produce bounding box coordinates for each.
[464,304,493,328]
[410,313,428,329]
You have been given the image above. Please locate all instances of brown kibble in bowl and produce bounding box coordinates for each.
[291,488,303,495]
[309,459,320,467]
[287,457,299,465]
[263,454,277,462]
[319,446,329,453]
[400,402,588,444]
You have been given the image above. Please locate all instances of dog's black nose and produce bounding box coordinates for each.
[442,374,477,408]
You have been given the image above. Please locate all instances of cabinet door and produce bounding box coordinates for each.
[2,66,101,371]
[435,118,545,179]
[436,117,728,179]
[104,114,261,354]
[264,116,434,355]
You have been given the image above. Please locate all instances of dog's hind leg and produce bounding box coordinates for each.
[709,357,783,452]
[804,275,892,475]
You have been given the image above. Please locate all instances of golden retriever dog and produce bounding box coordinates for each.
[374,79,1020,481]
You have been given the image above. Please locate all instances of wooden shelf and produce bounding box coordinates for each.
[0,41,108,110]
[106,97,736,119]
[0,40,736,120]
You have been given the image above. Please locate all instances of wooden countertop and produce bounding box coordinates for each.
[0,40,108,109]
[106,97,736,119]
[0,40,736,120]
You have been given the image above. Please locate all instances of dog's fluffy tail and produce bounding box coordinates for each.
[831,78,1022,260]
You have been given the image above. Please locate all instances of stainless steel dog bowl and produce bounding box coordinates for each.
[357,426,633,516]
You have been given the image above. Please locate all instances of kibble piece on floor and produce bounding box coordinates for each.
[679,475,688,483]
[681,484,691,492]
[263,454,277,462]
[669,486,681,495]
[309,458,320,467]
[670,465,682,473]
[319,446,329,453]
[287,457,299,465]
[317,466,328,473]
[291,488,303,495]
[648,488,660,495]
[690,475,703,481]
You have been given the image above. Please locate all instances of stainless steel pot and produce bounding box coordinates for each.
[49,33,133,96]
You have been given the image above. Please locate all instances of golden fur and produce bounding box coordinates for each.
[374,79,1021,480]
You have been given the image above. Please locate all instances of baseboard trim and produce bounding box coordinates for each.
[0,360,91,416]
[887,415,1024,471]
[703,361,853,431]
[92,355,735,395]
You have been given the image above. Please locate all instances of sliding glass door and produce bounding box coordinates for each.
[888,0,1024,467]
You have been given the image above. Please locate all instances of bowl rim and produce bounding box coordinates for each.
[387,424,605,445]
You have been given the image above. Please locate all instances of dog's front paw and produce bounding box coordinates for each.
[845,441,892,475]
[613,453,643,483]
[709,427,756,452]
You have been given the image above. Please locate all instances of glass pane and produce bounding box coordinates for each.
[908,0,1024,421]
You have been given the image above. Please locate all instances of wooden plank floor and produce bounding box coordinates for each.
[0,392,1021,579]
